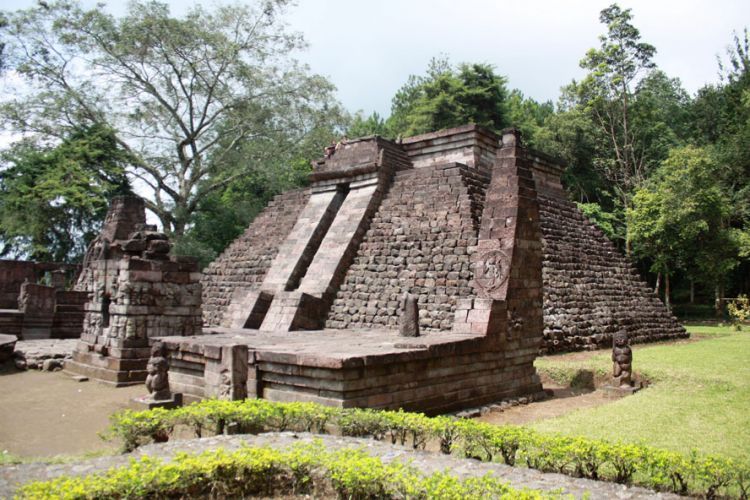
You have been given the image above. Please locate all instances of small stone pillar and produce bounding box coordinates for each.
[399,293,420,337]
[18,283,56,340]
[50,270,67,291]
[205,344,248,400]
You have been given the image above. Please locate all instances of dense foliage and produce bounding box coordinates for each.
[0,123,131,262]
[103,399,750,498]
[19,441,548,500]
[0,0,342,240]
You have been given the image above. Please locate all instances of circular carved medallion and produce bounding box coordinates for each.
[474,249,510,297]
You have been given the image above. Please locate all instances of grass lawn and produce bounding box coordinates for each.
[533,324,750,460]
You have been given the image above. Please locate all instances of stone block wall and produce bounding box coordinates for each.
[0,260,80,309]
[401,125,499,175]
[537,194,687,352]
[52,291,88,339]
[18,283,56,340]
[201,188,311,327]
[325,163,487,332]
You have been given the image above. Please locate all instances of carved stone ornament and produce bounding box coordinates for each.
[473,249,510,298]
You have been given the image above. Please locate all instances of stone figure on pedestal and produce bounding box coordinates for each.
[612,330,633,388]
[145,341,171,401]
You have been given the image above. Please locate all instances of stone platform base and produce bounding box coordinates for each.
[600,385,640,399]
[64,347,150,387]
[131,393,183,410]
[160,327,543,415]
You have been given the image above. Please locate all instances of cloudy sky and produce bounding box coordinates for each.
[2,0,749,117]
[283,0,750,116]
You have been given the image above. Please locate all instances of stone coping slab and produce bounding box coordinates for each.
[0,433,679,499]
[160,328,488,369]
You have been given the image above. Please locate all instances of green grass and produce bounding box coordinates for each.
[533,324,750,461]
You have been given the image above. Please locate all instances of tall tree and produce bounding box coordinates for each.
[629,146,737,309]
[1,0,341,236]
[0,123,131,262]
[574,3,656,253]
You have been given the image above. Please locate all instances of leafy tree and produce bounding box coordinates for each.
[386,57,509,137]
[0,123,131,262]
[504,89,554,148]
[173,111,343,267]
[629,146,737,309]
[346,111,388,138]
[688,29,750,299]
[576,201,622,242]
[534,103,612,206]
[1,0,341,236]
[573,3,657,253]
[0,12,7,72]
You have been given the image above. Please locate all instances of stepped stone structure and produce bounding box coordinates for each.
[65,196,203,385]
[158,124,684,412]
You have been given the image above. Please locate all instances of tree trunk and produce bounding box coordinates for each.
[624,201,632,257]
[664,272,671,312]
[715,284,724,318]
[654,272,661,295]
[690,280,695,304]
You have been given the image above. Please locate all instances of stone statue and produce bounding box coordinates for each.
[399,293,420,337]
[218,369,232,400]
[612,330,633,388]
[145,341,171,401]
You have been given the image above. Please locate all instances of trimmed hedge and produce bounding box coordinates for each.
[105,399,750,498]
[18,441,551,499]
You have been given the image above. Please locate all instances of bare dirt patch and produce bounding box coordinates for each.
[477,387,613,426]
[0,366,143,458]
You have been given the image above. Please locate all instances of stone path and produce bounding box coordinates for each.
[0,433,680,499]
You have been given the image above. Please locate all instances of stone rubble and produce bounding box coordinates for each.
[11,339,77,370]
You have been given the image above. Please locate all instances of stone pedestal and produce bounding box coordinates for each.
[601,385,640,399]
[131,393,183,410]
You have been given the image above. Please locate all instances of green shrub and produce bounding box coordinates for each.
[104,399,750,498]
[17,441,552,499]
[727,295,750,330]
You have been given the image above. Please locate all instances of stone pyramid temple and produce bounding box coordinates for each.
[148,125,684,412]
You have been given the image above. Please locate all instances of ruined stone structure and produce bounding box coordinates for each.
[0,260,85,341]
[65,196,203,385]
[611,330,633,388]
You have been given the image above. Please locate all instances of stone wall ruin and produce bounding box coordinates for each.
[65,196,203,385]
